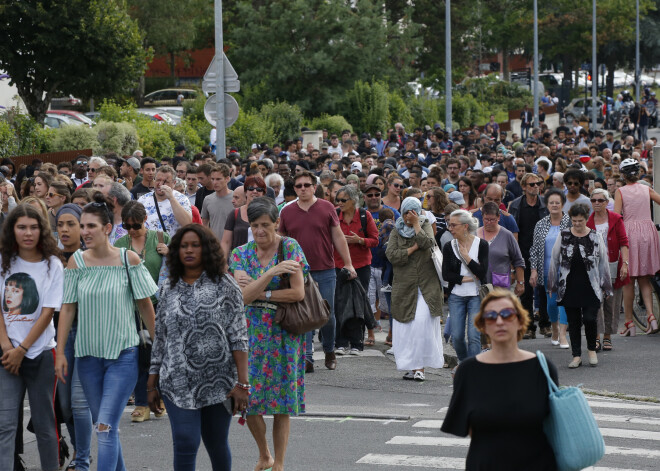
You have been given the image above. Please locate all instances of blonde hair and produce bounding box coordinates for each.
[474,289,530,341]
[20,197,52,231]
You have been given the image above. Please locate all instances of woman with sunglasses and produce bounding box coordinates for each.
[382,174,404,212]
[46,181,71,237]
[442,289,559,470]
[114,201,169,423]
[220,176,267,259]
[587,188,630,351]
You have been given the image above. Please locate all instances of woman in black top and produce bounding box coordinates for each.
[442,289,558,471]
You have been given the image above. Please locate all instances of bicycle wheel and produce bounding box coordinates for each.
[632,277,660,332]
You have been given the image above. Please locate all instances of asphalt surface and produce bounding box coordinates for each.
[19,327,660,470]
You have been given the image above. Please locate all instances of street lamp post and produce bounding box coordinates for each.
[533,0,539,127]
[591,0,598,130]
[636,0,640,103]
[445,0,452,134]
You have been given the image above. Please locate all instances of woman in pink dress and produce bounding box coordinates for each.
[614,159,660,335]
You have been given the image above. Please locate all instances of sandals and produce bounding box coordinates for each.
[595,339,602,353]
[131,406,150,423]
[603,338,613,351]
[364,338,375,347]
[384,337,393,347]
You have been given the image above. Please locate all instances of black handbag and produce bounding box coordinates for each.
[123,249,152,371]
[273,237,330,335]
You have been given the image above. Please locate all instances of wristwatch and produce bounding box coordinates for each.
[265,290,272,301]
[517,281,524,285]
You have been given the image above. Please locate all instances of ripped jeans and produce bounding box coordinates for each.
[77,347,138,471]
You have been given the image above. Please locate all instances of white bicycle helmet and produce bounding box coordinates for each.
[619,158,640,175]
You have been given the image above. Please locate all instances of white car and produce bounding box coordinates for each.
[44,113,83,129]
[136,108,176,125]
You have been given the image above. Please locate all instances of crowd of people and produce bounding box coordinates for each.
[1,113,659,470]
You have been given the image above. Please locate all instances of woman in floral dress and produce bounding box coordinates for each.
[230,197,308,471]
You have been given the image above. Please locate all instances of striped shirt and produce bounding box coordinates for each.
[62,248,158,359]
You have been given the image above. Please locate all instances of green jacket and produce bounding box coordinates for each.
[385,220,444,323]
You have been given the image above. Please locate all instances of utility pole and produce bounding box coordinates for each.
[445,0,452,134]
[591,0,598,130]
[214,0,226,159]
[636,0,640,102]
[533,0,539,127]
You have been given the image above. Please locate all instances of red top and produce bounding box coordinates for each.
[279,198,339,271]
[191,205,202,224]
[333,209,379,269]
[587,209,630,289]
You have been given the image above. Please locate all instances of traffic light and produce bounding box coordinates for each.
[587,69,592,82]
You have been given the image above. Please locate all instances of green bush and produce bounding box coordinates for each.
[342,80,390,135]
[168,121,205,155]
[306,114,352,136]
[226,109,275,157]
[51,126,98,153]
[0,121,18,158]
[388,92,414,131]
[94,121,139,155]
[259,101,303,144]
[134,120,174,160]
[409,96,444,130]
[98,99,143,123]
[0,109,52,155]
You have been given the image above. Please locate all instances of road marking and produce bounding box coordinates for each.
[387,436,660,459]
[436,407,448,414]
[594,413,660,426]
[600,428,660,441]
[588,400,660,411]
[356,453,465,468]
[412,420,444,429]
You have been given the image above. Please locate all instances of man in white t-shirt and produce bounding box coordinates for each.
[138,166,192,236]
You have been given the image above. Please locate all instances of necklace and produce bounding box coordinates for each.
[128,233,146,260]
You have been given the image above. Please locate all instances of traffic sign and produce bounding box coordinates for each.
[204,94,239,128]
[202,54,240,94]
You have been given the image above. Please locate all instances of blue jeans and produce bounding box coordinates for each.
[161,396,232,471]
[134,369,149,407]
[77,347,138,471]
[307,269,337,361]
[546,284,568,325]
[448,294,481,362]
[62,327,93,471]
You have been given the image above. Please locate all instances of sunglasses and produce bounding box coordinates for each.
[246,186,265,193]
[590,198,607,203]
[365,193,381,198]
[76,161,87,165]
[392,183,403,188]
[294,183,313,189]
[482,307,518,322]
[122,222,143,231]
[566,181,581,186]
[47,192,63,198]
[526,181,542,187]
[335,198,349,203]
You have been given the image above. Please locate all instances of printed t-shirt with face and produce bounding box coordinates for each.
[1,255,64,358]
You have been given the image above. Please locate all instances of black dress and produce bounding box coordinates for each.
[441,356,559,471]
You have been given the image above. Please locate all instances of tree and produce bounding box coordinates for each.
[229,0,420,115]
[0,0,148,124]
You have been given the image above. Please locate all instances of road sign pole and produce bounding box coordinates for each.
[533,0,539,127]
[214,0,226,160]
[591,0,598,130]
[445,0,452,134]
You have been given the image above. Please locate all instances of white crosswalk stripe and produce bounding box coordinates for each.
[356,397,660,470]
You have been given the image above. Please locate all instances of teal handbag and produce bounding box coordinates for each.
[536,351,605,471]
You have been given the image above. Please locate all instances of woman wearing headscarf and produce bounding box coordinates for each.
[385,197,444,382]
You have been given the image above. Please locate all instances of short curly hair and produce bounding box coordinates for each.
[166,224,226,288]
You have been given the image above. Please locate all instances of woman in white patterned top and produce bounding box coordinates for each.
[55,192,158,471]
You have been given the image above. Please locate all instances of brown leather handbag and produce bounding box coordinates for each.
[273,237,330,334]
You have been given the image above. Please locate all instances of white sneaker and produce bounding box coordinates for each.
[335,347,347,355]
[349,348,360,356]
[386,348,394,355]
[380,284,392,293]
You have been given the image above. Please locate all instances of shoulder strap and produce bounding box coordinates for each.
[452,239,481,289]
[153,193,168,233]
[359,208,368,236]
[536,351,559,394]
[123,249,142,327]
[73,249,86,268]
[235,208,239,221]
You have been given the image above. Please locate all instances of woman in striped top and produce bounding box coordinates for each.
[55,193,158,471]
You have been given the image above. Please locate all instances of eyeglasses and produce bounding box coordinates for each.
[365,193,381,198]
[294,183,313,189]
[448,223,466,228]
[88,167,98,173]
[335,198,349,203]
[566,181,581,186]
[122,222,143,231]
[483,218,499,223]
[526,181,542,187]
[246,186,265,193]
[590,198,607,203]
[47,192,63,198]
[76,161,87,165]
[482,307,518,322]
[391,183,403,188]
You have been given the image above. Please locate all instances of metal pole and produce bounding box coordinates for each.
[214,0,226,160]
[445,0,452,134]
[533,0,539,127]
[636,0,640,103]
[591,0,598,130]
[654,146,660,222]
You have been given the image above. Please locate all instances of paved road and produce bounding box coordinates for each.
[20,328,660,470]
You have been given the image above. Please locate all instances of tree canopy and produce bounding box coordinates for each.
[0,0,148,123]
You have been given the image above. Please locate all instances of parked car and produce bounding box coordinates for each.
[50,94,82,109]
[136,108,176,125]
[44,114,82,129]
[153,108,181,125]
[84,111,101,121]
[46,109,95,127]
[156,106,184,117]
[564,98,605,123]
[144,89,198,107]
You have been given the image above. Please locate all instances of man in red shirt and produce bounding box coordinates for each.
[279,171,356,372]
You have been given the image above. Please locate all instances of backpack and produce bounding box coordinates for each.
[337,207,368,236]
